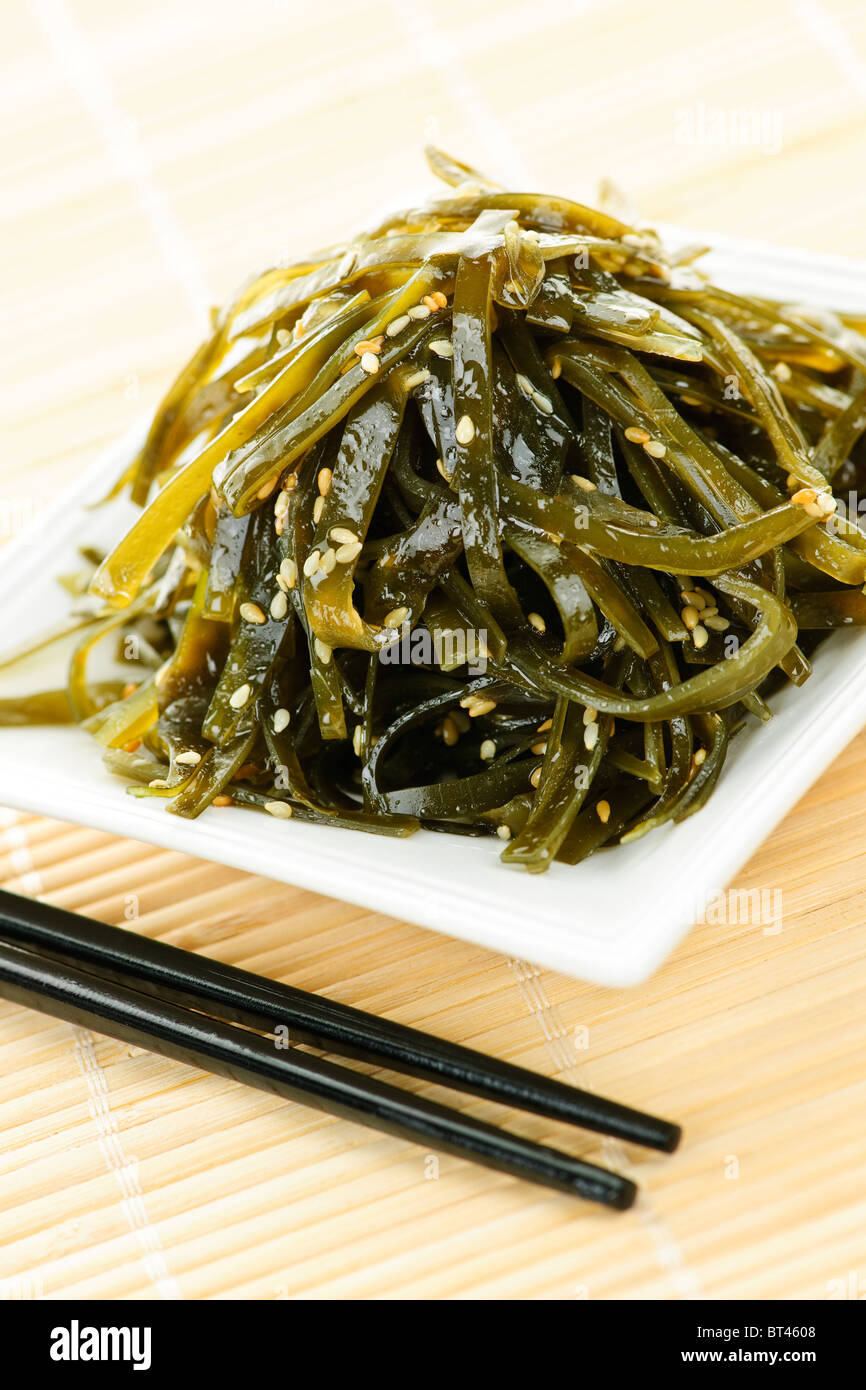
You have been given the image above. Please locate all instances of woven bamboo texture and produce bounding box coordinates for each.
[2,0,866,1300]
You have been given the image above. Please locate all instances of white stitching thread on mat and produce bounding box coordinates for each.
[792,1,866,99]
[387,0,533,188]
[29,0,212,322]
[507,958,702,1300]
[72,1027,182,1300]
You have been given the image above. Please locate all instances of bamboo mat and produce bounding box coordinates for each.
[2,0,866,1301]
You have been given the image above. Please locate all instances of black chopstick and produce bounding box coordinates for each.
[0,888,680,1153]
[0,940,636,1209]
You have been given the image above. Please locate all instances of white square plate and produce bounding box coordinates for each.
[2,230,866,986]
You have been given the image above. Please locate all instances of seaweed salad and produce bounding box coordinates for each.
[5,147,866,872]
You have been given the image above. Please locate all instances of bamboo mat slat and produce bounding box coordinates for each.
[2,0,866,1301]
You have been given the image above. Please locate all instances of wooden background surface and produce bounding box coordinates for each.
[2,0,866,1301]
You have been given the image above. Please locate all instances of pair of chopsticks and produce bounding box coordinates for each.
[0,888,679,1208]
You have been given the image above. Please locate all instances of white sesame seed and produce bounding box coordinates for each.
[596,799,611,824]
[571,474,597,492]
[273,708,291,733]
[408,304,431,319]
[329,526,359,545]
[352,724,364,757]
[274,490,290,519]
[644,440,666,458]
[456,415,475,445]
[480,739,496,760]
[583,706,598,724]
[312,496,325,524]
[384,606,409,628]
[317,468,332,496]
[239,601,266,625]
[314,638,332,664]
[529,766,542,789]
[404,369,431,390]
[429,339,453,358]
[436,457,451,481]
[468,697,497,717]
[496,824,511,840]
[230,683,252,710]
[704,615,730,632]
[528,612,546,633]
[175,750,202,766]
[681,605,700,631]
[693,748,707,767]
[584,722,599,751]
[270,591,289,620]
[336,540,363,564]
[303,550,321,577]
[680,589,706,609]
[532,389,554,415]
[624,426,651,444]
[280,558,298,589]
[386,314,411,337]
[148,778,169,789]
[264,800,293,819]
[360,352,380,375]
[516,374,534,398]
[320,547,337,575]
[692,624,709,649]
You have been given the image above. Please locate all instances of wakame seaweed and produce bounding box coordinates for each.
[6,148,866,871]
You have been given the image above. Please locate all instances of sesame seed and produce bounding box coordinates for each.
[480,739,496,760]
[422,294,442,312]
[429,339,453,358]
[273,708,291,733]
[496,824,511,840]
[360,351,380,374]
[264,800,293,819]
[352,724,364,756]
[280,558,298,588]
[336,540,363,564]
[257,477,277,500]
[456,415,476,445]
[583,706,598,723]
[681,605,700,631]
[317,468,332,496]
[584,722,599,751]
[405,369,431,389]
[330,526,359,545]
[303,550,321,577]
[537,718,553,733]
[408,304,431,320]
[596,799,611,824]
[680,589,706,609]
[571,474,597,492]
[772,361,792,382]
[354,338,383,356]
[532,389,554,415]
[386,314,411,337]
[550,359,562,379]
[692,623,709,649]
[468,697,497,717]
[441,715,459,746]
[229,683,252,709]
[531,741,548,755]
[704,615,730,632]
[624,426,651,444]
[694,748,707,767]
[314,638,332,664]
[212,794,233,807]
[148,777,169,788]
[274,490,290,519]
[528,612,546,633]
[240,601,266,625]
[436,457,451,481]
[516,374,534,398]
[312,496,325,524]
[270,591,289,620]
[175,750,202,766]
[384,606,409,628]
[529,766,542,789]
[644,440,666,458]
[319,547,337,575]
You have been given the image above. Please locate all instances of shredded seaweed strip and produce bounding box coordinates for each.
[6,148,866,870]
